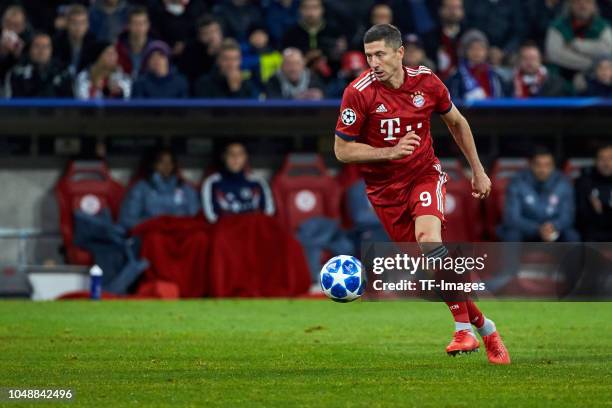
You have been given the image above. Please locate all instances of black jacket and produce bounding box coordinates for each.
[193,70,257,98]
[132,69,189,99]
[52,31,98,73]
[7,61,73,97]
[575,166,612,241]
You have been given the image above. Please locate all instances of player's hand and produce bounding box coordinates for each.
[388,132,420,160]
[471,170,491,199]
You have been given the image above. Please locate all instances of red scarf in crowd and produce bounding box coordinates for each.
[514,66,548,98]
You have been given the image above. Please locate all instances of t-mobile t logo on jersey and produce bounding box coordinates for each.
[380,118,400,141]
[380,118,423,142]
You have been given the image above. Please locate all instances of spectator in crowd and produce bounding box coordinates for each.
[149,0,206,56]
[264,0,299,48]
[213,0,263,43]
[446,29,507,101]
[463,0,525,66]
[89,0,129,43]
[16,0,87,35]
[53,4,97,75]
[281,0,343,80]
[422,0,466,81]
[202,142,274,223]
[240,26,283,86]
[6,32,72,98]
[583,55,612,96]
[132,40,189,98]
[325,50,367,98]
[119,148,200,229]
[193,38,257,98]
[402,34,436,70]
[525,0,564,50]
[575,144,612,241]
[116,6,153,78]
[178,15,224,84]
[0,5,29,80]
[388,0,438,37]
[499,146,580,242]
[350,3,393,50]
[513,42,571,97]
[265,47,324,99]
[545,0,612,81]
[74,41,132,99]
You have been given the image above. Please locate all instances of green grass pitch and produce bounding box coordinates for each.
[1,300,611,407]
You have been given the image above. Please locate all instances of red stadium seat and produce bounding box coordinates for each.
[55,160,125,265]
[563,158,594,182]
[440,159,483,241]
[485,158,529,240]
[272,154,341,232]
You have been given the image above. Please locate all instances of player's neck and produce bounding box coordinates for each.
[381,66,405,90]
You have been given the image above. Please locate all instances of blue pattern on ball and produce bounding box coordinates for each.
[344,275,360,292]
[357,280,365,295]
[326,259,342,273]
[321,273,333,290]
[342,259,359,275]
[330,283,347,299]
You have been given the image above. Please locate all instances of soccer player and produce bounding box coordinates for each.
[334,24,510,365]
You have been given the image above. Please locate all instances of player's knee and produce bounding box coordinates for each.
[416,230,442,244]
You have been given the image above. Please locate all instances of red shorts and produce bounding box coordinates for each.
[371,164,447,242]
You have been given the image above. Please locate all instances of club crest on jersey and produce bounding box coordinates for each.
[411,91,425,108]
[341,108,357,125]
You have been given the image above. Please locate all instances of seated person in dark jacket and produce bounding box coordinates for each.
[265,47,324,99]
[513,42,571,97]
[499,146,580,242]
[582,56,612,97]
[132,40,189,98]
[193,38,258,98]
[7,32,73,97]
[119,148,200,229]
[575,144,612,241]
[201,142,275,223]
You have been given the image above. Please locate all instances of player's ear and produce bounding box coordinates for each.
[397,45,404,59]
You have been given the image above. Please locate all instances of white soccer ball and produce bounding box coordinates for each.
[320,255,366,302]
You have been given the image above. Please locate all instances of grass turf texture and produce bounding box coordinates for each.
[1,301,611,407]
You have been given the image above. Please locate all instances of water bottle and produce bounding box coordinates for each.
[89,265,103,300]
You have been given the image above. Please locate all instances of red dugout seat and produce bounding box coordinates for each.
[485,158,529,240]
[55,160,125,265]
[272,154,341,231]
[440,159,484,241]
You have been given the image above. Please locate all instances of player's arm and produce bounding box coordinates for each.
[334,133,420,164]
[440,104,491,199]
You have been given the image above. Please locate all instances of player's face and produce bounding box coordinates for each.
[364,40,403,83]
[530,154,555,182]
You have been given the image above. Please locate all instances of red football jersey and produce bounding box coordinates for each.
[335,65,452,207]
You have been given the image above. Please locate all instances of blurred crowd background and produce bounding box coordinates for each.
[0,0,611,100]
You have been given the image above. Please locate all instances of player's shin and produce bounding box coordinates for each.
[423,245,471,333]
